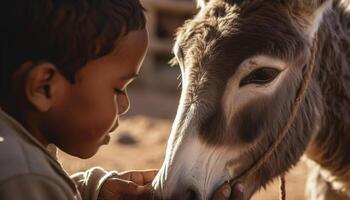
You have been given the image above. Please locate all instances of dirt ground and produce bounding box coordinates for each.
[59,86,308,200]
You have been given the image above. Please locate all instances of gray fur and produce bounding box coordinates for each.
[157,0,350,199]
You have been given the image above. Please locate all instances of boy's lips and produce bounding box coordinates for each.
[102,134,111,144]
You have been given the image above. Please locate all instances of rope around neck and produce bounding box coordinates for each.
[231,35,319,200]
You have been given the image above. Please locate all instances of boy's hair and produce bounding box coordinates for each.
[0,0,146,98]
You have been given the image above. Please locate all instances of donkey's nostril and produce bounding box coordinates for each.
[186,188,199,200]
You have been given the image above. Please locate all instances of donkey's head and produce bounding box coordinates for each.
[152,0,331,199]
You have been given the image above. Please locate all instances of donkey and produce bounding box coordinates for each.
[151,0,350,199]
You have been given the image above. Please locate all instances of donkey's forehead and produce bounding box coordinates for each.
[176,0,307,71]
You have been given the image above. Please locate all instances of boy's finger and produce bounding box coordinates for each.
[105,178,151,196]
[118,169,158,185]
[117,171,142,185]
[140,169,159,184]
[212,183,231,200]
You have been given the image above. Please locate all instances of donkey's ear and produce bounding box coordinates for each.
[290,0,333,40]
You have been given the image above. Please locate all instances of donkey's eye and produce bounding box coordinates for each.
[239,67,280,87]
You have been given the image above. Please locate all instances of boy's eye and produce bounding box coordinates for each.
[114,89,125,95]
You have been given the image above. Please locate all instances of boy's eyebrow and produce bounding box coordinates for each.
[120,73,139,80]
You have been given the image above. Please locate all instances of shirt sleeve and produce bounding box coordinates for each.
[0,174,75,200]
[70,167,118,200]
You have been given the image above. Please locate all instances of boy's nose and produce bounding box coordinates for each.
[109,120,119,133]
[117,93,130,115]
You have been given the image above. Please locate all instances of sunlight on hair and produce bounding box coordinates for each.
[196,0,206,8]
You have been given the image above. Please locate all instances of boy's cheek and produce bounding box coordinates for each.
[50,91,117,141]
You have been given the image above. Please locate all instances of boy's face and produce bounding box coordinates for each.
[45,29,148,158]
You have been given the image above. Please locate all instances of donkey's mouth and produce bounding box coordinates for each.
[151,145,251,199]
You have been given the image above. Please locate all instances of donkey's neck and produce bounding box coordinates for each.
[307,0,350,192]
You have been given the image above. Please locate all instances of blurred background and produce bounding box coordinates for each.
[59,0,308,199]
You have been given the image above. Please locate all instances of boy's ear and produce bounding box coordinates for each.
[23,62,60,112]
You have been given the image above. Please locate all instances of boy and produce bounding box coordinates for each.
[0,0,243,199]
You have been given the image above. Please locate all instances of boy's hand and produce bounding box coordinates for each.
[98,169,244,200]
[98,169,158,200]
[212,182,244,200]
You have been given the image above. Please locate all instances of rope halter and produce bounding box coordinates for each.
[231,34,319,200]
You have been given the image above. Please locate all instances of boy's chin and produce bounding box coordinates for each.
[76,152,97,159]
[65,146,100,159]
